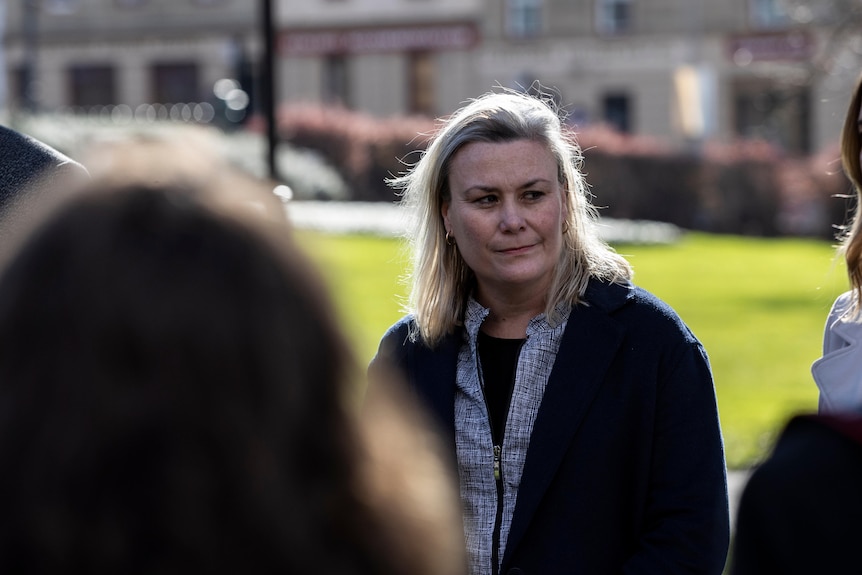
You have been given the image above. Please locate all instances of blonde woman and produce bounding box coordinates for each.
[370,90,729,575]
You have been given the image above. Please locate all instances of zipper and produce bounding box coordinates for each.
[477,336,525,575]
[491,443,504,575]
[476,348,504,575]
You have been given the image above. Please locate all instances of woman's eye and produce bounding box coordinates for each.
[524,191,544,200]
[475,195,497,205]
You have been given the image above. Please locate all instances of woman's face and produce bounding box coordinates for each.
[442,138,567,305]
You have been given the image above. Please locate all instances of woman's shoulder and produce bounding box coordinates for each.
[582,279,700,344]
[371,315,416,373]
[819,291,862,355]
[585,279,686,321]
[820,291,862,344]
[827,291,856,324]
[379,314,417,345]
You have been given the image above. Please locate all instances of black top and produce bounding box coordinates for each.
[477,330,524,445]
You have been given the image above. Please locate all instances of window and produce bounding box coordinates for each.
[733,80,809,153]
[43,0,80,15]
[408,52,435,116]
[506,0,543,39]
[68,64,116,108]
[749,0,792,28]
[596,0,632,35]
[115,0,149,8]
[602,93,631,133]
[10,66,35,112]
[323,55,350,107]
[151,63,199,104]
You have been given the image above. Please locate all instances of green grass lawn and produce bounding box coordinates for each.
[295,230,848,469]
[616,234,847,468]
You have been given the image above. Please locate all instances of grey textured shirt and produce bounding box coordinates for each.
[455,297,570,575]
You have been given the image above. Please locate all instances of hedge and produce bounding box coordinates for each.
[274,103,850,239]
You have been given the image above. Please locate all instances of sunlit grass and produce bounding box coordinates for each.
[617,234,846,468]
[296,229,848,469]
[294,231,410,364]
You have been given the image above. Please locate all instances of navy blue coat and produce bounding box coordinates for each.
[371,280,730,575]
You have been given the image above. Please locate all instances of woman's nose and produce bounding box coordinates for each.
[499,201,525,231]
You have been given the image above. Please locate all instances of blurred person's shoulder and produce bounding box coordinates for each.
[0,125,88,204]
[0,125,89,243]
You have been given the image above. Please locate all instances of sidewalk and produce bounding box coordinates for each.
[728,469,751,531]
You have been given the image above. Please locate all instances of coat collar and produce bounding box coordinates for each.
[812,315,862,412]
[420,277,635,428]
[410,279,635,565]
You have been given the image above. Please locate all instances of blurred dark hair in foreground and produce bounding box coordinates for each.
[0,131,465,575]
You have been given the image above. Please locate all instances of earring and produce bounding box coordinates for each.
[445,230,455,246]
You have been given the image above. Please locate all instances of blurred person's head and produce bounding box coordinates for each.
[0,134,464,575]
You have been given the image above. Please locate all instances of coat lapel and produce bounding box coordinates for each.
[412,327,462,442]
[502,283,629,564]
[812,319,862,411]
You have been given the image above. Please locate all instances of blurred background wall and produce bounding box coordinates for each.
[3,0,859,153]
[2,0,860,235]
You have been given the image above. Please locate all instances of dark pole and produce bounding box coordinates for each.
[22,0,40,113]
[261,0,278,182]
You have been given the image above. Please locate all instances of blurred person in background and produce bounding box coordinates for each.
[730,413,862,575]
[0,124,87,230]
[370,89,729,575]
[0,134,465,575]
[730,72,862,575]
[812,72,862,412]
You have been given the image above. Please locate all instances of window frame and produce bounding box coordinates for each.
[505,0,544,40]
[595,0,633,36]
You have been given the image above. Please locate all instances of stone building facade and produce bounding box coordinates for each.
[2,0,859,154]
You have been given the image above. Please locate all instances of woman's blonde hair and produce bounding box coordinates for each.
[840,74,862,317]
[389,90,632,347]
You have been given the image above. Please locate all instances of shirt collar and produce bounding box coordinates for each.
[463,296,571,341]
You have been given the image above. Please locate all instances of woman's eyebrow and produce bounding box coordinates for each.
[460,178,552,195]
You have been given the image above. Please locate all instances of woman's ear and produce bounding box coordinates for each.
[441,201,450,231]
